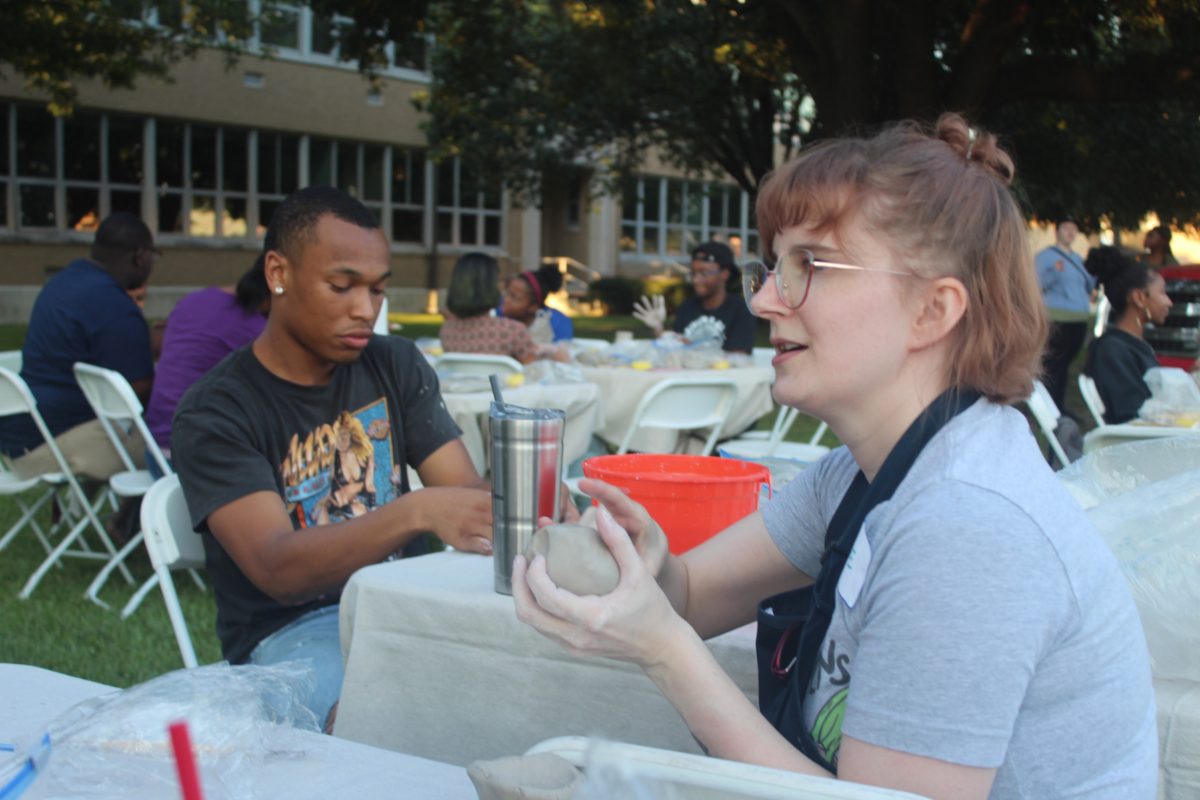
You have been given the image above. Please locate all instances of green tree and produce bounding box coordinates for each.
[0,1,260,115]
[414,0,1200,228]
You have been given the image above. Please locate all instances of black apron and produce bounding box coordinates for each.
[755,389,980,773]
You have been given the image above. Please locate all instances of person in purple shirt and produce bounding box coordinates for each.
[143,257,271,475]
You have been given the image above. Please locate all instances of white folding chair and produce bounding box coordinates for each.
[0,367,132,598]
[72,363,201,609]
[0,351,21,373]
[135,474,202,668]
[1077,373,1106,428]
[435,353,523,377]
[617,377,739,456]
[1025,380,1072,468]
[373,295,390,335]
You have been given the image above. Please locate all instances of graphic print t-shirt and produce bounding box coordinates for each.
[172,337,461,664]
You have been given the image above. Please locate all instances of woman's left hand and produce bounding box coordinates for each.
[512,505,687,669]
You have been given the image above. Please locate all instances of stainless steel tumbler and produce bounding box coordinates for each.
[489,401,565,594]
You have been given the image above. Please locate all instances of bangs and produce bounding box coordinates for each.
[754,139,871,259]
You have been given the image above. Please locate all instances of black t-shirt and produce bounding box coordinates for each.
[672,293,759,353]
[172,336,461,664]
[1083,327,1158,424]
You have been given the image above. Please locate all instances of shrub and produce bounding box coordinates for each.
[586,277,644,315]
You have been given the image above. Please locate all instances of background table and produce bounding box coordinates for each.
[335,551,759,766]
[579,365,774,452]
[0,663,475,799]
[1081,420,1200,453]
[442,380,601,474]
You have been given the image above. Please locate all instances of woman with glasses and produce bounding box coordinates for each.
[512,114,1155,799]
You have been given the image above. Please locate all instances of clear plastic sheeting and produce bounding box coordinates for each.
[1138,367,1200,426]
[574,338,752,370]
[1056,435,1200,510]
[1085,467,1200,682]
[17,662,319,800]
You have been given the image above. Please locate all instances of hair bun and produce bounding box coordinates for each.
[935,113,1014,186]
[1084,245,1133,283]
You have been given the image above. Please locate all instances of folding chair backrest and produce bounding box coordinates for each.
[0,351,21,374]
[73,362,171,477]
[1077,373,1106,428]
[1026,380,1071,467]
[618,377,738,456]
[141,474,204,570]
[0,367,75,476]
[435,353,523,377]
[373,296,390,335]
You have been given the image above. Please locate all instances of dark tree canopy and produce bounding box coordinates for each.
[415,0,1200,229]
[5,0,1199,229]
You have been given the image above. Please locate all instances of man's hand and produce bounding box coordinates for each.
[632,295,667,335]
[419,486,493,554]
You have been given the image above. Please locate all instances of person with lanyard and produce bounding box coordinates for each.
[510,115,1156,799]
[1034,218,1096,413]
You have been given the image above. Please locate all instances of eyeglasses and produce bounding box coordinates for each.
[688,266,722,282]
[742,247,911,312]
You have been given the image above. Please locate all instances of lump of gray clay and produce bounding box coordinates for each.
[524,522,620,596]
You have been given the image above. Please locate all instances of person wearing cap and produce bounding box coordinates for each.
[1034,218,1095,414]
[633,241,758,353]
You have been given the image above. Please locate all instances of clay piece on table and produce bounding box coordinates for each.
[524,523,620,596]
[467,753,581,800]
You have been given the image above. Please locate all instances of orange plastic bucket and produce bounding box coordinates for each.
[581,454,772,554]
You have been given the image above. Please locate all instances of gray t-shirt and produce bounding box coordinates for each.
[761,400,1157,799]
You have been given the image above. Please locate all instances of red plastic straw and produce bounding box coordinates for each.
[167,720,205,800]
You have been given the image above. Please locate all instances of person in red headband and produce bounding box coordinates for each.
[499,264,575,344]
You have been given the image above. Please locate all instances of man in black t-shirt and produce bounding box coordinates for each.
[173,188,491,729]
[632,241,758,353]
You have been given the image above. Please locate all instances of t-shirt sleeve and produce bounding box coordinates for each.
[389,340,464,468]
[172,384,281,533]
[92,300,155,383]
[842,486,1073,767]
[760,448,856,578]
[1033,249,1061,295]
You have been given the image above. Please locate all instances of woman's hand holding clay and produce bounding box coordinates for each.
[512,505,687,668]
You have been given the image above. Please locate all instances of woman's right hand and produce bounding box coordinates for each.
[574,477,670,579]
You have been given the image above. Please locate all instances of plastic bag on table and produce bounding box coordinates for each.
[10,661,318,800]
[1057,436,1200,509]
[523,359,585,385]
[1087,468,1200,682]
[1137,366,1200,425]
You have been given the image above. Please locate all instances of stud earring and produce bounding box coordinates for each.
[274,286,284,296]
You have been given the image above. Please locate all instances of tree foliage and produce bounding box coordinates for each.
[416,0,1200,228]
[0,1,259,115]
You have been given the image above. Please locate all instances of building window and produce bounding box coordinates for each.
[0,103,498,251]
[435,160,502,247]
[621,175,758,259]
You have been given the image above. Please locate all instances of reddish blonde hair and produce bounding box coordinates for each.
[755,113,1046,404]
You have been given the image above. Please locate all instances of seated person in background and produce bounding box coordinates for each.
[498,264,574,343]
[128,281,168,360]
[1083,246,1174,423]
[172,187,493,729]
[440,252,567,364]
[1139,224,1178,269]
[514,115,1156,799]
[633,241,758,353]
[143,256,272,476]
[1,212,156,481]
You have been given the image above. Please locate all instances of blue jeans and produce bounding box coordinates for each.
[247,605,343,730]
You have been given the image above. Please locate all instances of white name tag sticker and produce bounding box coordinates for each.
[837,528,871,608]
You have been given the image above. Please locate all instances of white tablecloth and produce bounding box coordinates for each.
[442,381,602,474]
[0,663,475,799]
[335,551,759,766]
[579,365,774,452]
[1082,421,1200,454]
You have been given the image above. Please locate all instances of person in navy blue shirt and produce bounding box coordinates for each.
[1,212,157,481]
